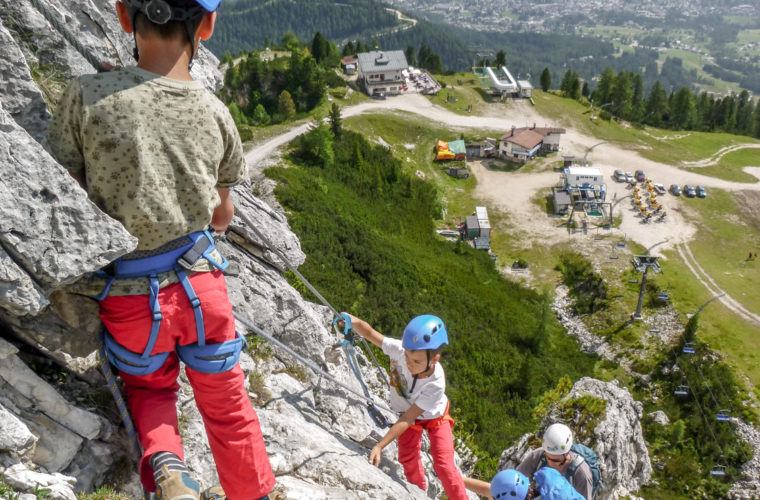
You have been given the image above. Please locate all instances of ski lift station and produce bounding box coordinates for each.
[552,166,608,216]
[473,65,533,98]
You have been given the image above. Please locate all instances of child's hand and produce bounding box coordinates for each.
[369,444,383,466]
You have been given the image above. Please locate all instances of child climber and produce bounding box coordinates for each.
[343,313,469,499]
[46,0,278,498]
[463,467,586,500]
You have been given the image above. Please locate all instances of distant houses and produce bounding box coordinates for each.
[497,125,566,163]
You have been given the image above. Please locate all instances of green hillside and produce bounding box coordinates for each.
[207,0,399,55]
[267,124,593,472]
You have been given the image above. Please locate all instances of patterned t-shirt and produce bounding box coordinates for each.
[381,337,448,420]
[46,66,245,251]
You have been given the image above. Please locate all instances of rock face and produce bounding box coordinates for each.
[498,377,653,500]
[0,3,475,497]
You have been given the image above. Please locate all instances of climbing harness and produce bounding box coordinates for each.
[96,230,246,376]
[234,312,393,418]
[332,314,390,428]
[231,209,391,427]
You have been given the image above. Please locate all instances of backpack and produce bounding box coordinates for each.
[539,443,600,498]
[566,443,600,497]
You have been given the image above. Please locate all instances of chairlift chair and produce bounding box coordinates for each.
[716,410,731,422]
[674,385,688,396]
[617,242,626,248]
[683,342,696,354]
[649,328,660,333]
[657,291,669,300]
[710,465,727,477]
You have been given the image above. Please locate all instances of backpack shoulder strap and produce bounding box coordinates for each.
[565,452,586,479]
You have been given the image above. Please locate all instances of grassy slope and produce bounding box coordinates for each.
[341,85,760,392]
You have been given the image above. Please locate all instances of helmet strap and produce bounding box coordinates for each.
[409,351,431,394]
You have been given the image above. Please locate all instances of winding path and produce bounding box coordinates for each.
[244,92,760,324]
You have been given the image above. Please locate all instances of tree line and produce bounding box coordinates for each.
[554,65,760,137]
[218,32,345,139]
[207,0,398,56]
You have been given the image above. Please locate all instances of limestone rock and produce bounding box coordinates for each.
[0,102,137,290]
[0,402,37,455]
[0,19,50,142]
[2,463,76,500]
[498,377,652,500]
[648,410,670,426]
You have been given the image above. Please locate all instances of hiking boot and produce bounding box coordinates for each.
[200,486,225,500]
[155,465,200,500]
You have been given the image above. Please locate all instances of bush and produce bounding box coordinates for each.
[555,252,608,314]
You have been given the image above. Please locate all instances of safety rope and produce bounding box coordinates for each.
[231,210,391,402]
[232,210,388,384]
[234,312,394,417]
[28,0,109,73]
[97,338,141,460]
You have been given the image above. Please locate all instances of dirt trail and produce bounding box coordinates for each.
[681,144,760,168]
[676,243,760,327]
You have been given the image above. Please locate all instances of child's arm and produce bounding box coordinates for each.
[369,404,425,466]
[211,188,234,233]
[462,477,493,499]
[343,314,384,348]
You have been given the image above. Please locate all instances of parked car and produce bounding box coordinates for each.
[613,169,626,182]
[696,185,707,198]
[634,170,646,182]
[670,184,681,196]
[625,172,634,184]
[654,183,666,195]
[371,91,386,100]
[683,184,697,198]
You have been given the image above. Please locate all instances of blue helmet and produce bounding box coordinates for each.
[491,469,530,500]
[402,315,449,351]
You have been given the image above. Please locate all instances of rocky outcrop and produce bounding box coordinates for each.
[498,377,652,500]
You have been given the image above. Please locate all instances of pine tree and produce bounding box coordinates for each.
[329,102,342,137]
[540,68,551,92]
[278,90,296,121]
[594,67,616,108]
[670,87,695,129]
[310,32,329,64]
[645,81,668,126]
[495,50,507,68]
[405,45,416,67]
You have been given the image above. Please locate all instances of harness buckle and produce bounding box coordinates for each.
[152,311,163,321]
[189,297,201,308]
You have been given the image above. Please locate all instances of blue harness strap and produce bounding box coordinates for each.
[98,230,244,376]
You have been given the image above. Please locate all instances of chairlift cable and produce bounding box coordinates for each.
[672,351,724,456]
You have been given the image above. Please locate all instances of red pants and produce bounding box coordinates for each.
[397,411,468,500]
[99,271,275,499]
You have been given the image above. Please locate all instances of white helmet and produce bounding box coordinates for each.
[542,423,573,454]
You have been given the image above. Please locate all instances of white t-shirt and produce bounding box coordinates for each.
[382,338,448,420]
